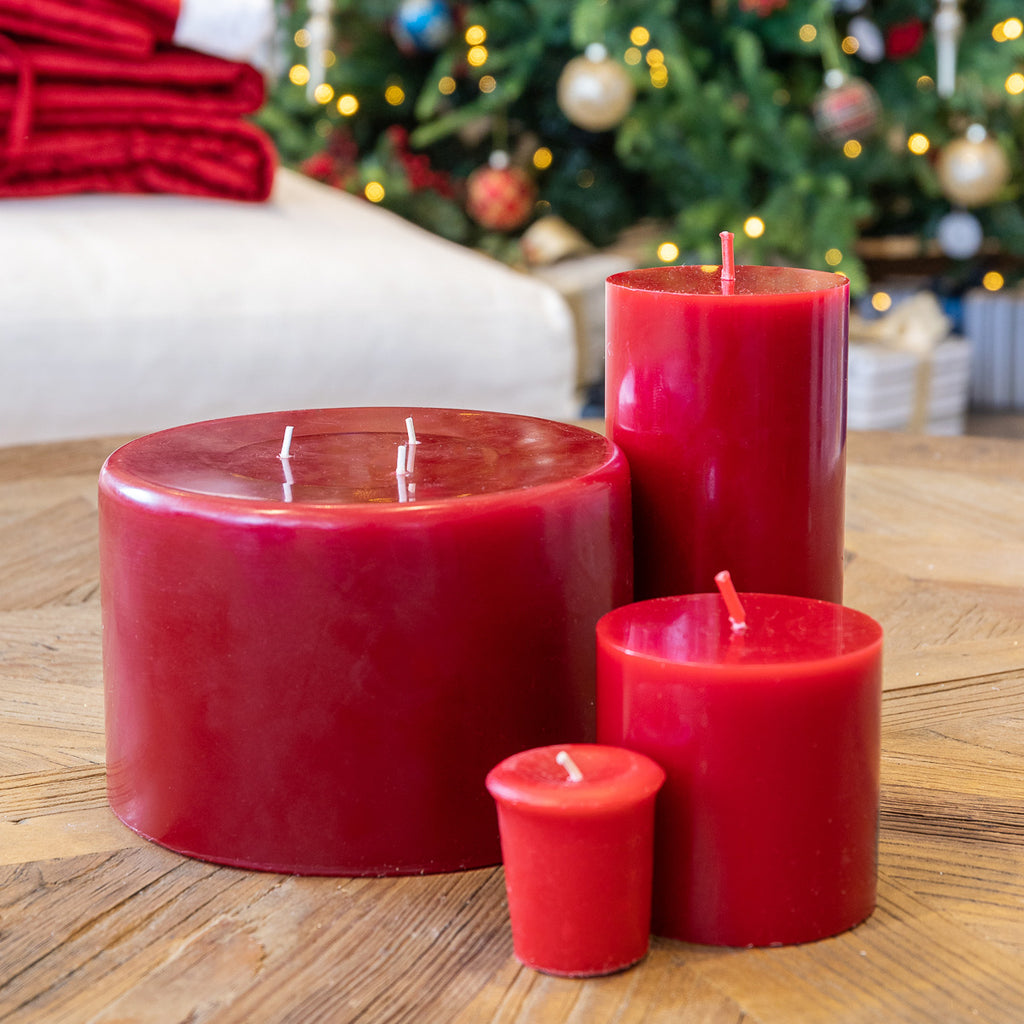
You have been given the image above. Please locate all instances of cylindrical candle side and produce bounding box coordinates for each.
[486,743,665,977]
[596,593,883,947]
[100,408,633,876]
[606,264,849,602]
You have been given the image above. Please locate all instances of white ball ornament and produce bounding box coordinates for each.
[936,210,983,259]
[556,44,635,132]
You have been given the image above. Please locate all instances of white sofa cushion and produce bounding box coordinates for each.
[0,169,578,445]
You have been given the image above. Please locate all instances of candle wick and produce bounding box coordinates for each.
[719,230,735,294]
[714,570,748,633]
[281,449,294,503]
[405,416,420,474]
[555,750,584,783]
[278,424,295,460]
[396,444,410,503]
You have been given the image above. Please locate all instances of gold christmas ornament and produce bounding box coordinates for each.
[520,216,592,265]
[936,127,1010,207]
[556,44,635,132]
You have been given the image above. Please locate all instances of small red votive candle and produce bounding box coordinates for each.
[486,743,665,977]
[596,580,883,947]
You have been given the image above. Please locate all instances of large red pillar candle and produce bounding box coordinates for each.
[485,743,665,977]
[606,264,849,602]
[99,407,632,875]
[596,592,883,947]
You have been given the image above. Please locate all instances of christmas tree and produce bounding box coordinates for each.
[256,0,1024,296]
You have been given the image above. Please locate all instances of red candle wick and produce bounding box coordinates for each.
[278,424,294,460]
[714,570,747,632]
[719,231,735,291]
[556,749,584,783]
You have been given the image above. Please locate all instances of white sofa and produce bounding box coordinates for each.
[0,169,579,446]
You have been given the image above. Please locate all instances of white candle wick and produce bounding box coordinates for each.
[405,416,420,474]
[555,750,584,783]
[396,443,410,502]
[278,424,294,460]
[281,457,294,503]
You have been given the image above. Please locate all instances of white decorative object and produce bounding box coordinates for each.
[848,292,971,433]
[933,0,962,98]
[174,0,278,70]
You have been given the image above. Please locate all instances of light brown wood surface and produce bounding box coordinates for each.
[1,430,1022,1023]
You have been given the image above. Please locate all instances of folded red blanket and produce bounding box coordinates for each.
[0,31,275,201]
[0,42,266,122]
[0,0,179,59]
[0,110,275,201]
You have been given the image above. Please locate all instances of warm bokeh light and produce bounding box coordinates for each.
[1006,73,1024,95]
[624,47,643,65]
[871,291,892,312]
[364,182,385,203]
[799,24,817,43]
[916,75,935,90]
[467,45,488,67]
[313,83,334,104]
[841,36,859,54]
[465,24,486,45]
[479,75,496,94]
[294,29,310,47]
[646,48,665,66]
[532,147,553,170]
[982,271,1005,291]
[825,248,843,266]
[743,216,765,238]
[337,93,359,116]
[385,85,405,105]
[907,133,930,154]
[438,76,456,96]
[288,64,310,87]
[657,242,680,262]
[994,18,1022,42]
[630,26,650,46]
[650,64,669,87]
[843,140,862,158]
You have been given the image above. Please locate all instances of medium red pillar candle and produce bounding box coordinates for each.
[100,407,632,875]
[605,257,849,601]
[486,743,665,976]
[596,587,883,947]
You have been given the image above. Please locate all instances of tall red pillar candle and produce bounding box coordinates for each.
[606,263,849,601]
[486,743,665,976]
[596,592,883,947]
[99,407,632,876]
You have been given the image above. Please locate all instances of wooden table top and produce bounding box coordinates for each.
[1,430,1022,1023]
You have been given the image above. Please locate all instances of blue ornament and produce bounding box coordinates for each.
[392,0,453,53]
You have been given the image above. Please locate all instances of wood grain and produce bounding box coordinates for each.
[1,430,1023,1023]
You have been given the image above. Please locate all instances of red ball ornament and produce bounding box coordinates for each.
[813,73,880,143]
[466,155,537,232]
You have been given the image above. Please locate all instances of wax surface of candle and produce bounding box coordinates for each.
[597,593,882,947]
[606,264,849,602]
[100,408,632,875]
[486,743,664,977]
